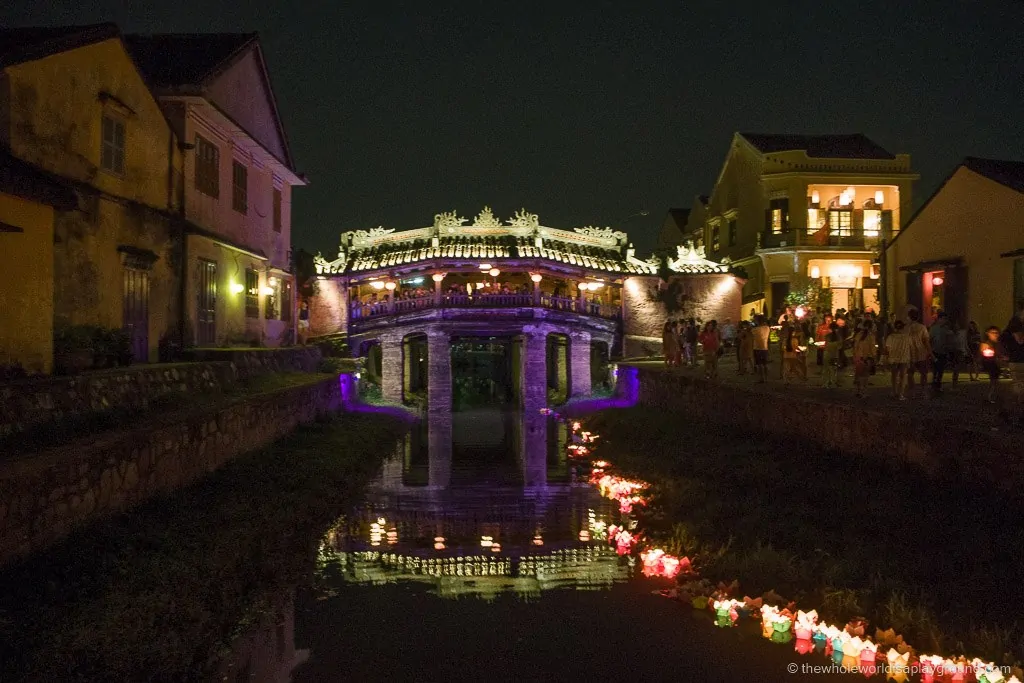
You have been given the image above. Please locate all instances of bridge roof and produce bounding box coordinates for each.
[316,207,732,277]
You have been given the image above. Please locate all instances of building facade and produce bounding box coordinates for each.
[890,157,1024,329]
[701,133,917,320]
[0,24,185,366]
[126,33,306,348]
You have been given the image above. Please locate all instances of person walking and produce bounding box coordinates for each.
[905,308,932,398]
[737,321,754,375]
[885,320,912,400]
[751,315,771,384]
[699,321,722,380]
[928,311,955,396]
[852,321,877,398]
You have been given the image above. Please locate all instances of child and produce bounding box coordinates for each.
[979,325,1003,404]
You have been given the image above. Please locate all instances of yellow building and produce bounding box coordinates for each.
[890,157,1024,329]
[126,33,307,348]
[0,24,185,365]
[701,133,918,320]
[0,152,77,373]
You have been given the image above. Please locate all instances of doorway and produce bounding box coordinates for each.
[196,259,217,346]
[123,267,150,363]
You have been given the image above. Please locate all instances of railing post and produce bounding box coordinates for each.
[387,290,395,315]
[434,276,443,307]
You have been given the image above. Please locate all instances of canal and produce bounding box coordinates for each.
[290,408,829,682]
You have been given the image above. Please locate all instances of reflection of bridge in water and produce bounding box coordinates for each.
[319,409,632,600]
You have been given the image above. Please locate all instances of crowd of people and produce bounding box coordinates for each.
[661,303,1024,412]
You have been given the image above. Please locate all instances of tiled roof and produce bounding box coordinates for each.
[0,149,78,210]
[962,156,1024,194]
[0,23,119,68]
[123,33,256,88]
[740,133,895,160]
[346,235,653,275]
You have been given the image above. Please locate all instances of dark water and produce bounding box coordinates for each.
[290,409,833,683]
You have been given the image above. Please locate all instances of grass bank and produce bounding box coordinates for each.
[588,407,1024,665]
[0,412,407,682]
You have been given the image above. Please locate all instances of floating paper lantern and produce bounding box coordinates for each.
[886,649,910,683]
[859,641,878,677]
[918,654,942,683]
[794,610,817,640]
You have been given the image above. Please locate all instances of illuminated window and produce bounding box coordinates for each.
[711,224,721,252]
[769,198,789,234]
[265,278,280,320]
[863,209,881,237]
[245,268,259,318]
[100,114,125,174]
[829,210,852,237]
[807,208,821,235]
[232,161,248,214]
[195,135,220,198]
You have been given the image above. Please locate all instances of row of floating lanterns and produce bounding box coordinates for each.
[543,408,1019,683]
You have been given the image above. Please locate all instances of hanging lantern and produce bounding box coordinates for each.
[432,272,446,282]
[489,268,500,277]
[932,275,944,286]
[530,273,543,283]
[874,190,885,205]
[370,280,385,290]
[384,281,397,291]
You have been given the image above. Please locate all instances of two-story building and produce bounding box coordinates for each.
[126,32,306,348]
[0,23,185,366]
[889,157,1024,329]
[702,133,918,320]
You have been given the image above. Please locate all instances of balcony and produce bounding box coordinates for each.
[350,293,622,322]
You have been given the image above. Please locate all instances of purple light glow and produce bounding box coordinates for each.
[338,373,419,422]
[563,365,639,414]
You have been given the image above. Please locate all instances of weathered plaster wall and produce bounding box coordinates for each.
[621,274,743,358]
[309,278,347,337]
[0,192,54,373]
[0,374,343,566]
[635,368,1023,487]
[0,361,236,438]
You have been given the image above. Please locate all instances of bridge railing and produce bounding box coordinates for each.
[349,292,620,321]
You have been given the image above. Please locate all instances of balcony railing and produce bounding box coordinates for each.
[760,230,873,250]
[350,293,621,321]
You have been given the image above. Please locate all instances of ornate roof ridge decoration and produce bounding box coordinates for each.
[346,226,396,248]
[472,206,502,228]
[434,210,467,230]
[314,251,346,274]
[506,208,539,229]
[666,241,730,274]
[574,225,626,241]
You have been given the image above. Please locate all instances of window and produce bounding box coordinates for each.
[828,209,852,237]
[195,135,220,198]
[272,188,282,232]
[281,279,293,322]
[265,277,280,320]
[769,198,789,234]
[711,223,721,252]
[100,115,125,174]
[727,219,737,247]
[245,268,259,318]
[863,209,881,237]
[807,208,822,235]
[232,161,248,214]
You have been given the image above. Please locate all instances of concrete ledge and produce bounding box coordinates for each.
[0,374,342,566]
[634,367,1024,488]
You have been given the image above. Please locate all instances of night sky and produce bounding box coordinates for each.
[2,1,1023,255]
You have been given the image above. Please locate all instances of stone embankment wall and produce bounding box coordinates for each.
[0,374,343,566]
[183,347,322,379]
[0,362,237,437]
[635,368,1024,488]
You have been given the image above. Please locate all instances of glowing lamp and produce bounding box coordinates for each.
[531,534,544,546]
[480,535,493,548]
[530,273,542,283]
[491,543,501,553]
[479,263,491,270]
[433,536,446,551]
[874,190,884,205]
[793,610,817,640]
[370,280,385,290]
[261,285,274,296]
[859,641,878,677]
[932,275,944,286]
[268,276,278,286]
[489,268,500,277]
[811,190,820,205]
[431,273,445,282]
[794,305,806,319]
[983,347,996,358]
[384,281,397,291]
[229,282,244,294]
[810,265,821,279]
[578,529,590,542]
